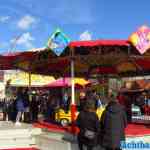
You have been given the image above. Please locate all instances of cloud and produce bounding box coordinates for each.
[17,15,37,30]
[79,31,92,41]
[0,16,10,23]
[11,32,35,48]
[0,41,8,48]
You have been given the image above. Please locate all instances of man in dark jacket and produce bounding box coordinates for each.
[76,100,100,150]
[100,90,127,150]
[30,95,39,122]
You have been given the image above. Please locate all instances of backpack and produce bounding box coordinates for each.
[84,129,96,140]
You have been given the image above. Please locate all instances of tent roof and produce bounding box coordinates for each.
[0,39,150,77]
[69,40,129,47]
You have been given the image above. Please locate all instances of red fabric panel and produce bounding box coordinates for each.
[90,66,117,74]
[69,40,129,47]
[125,124,150,136]
[34,122,150,137]
[136,59,150,70]
[0,55,17,70]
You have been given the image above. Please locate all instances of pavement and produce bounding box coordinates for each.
[36,130,105,150]
[35,127,150,150]
[0,121,149,150]
[0,121,42,149]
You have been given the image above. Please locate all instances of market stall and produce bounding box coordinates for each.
[0,27,150,140]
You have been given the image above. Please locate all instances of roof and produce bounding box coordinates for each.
[69,40,129,47]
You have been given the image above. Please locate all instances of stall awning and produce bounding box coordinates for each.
[44,77,90,88]
[69,40,129,47]
[5,71,55,87]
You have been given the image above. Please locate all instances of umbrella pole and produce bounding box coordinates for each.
[71,57,77,134]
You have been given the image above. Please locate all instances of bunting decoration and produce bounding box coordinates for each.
[47,28,70,56]
[129,25,150,54]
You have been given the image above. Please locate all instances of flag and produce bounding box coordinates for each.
[129,25,150,54]
[47,28,70,56]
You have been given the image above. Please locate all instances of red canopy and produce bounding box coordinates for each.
[69,40,129,47]
[135,59,150,70]
[0,55,17,70]
[44,77,90,88]
[0,49,56,70]
[0,40,150,77]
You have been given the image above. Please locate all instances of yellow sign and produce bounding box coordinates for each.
[5,71,55,87]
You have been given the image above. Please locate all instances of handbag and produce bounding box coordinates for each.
[84,129,96,140]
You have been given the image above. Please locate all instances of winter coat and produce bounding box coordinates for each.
[76,110,100,146]
[79,97,87,111]
[16,96,25,112]
[30,100,39,113]
[22,93,30,108]
[100,101,127,149]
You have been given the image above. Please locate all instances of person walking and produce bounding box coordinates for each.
[76,99,99,150]
[22,88,30,123]
[2,99,8,121]
[30,95,39,122]
[99,90,127,150]
[15,88,25,125]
